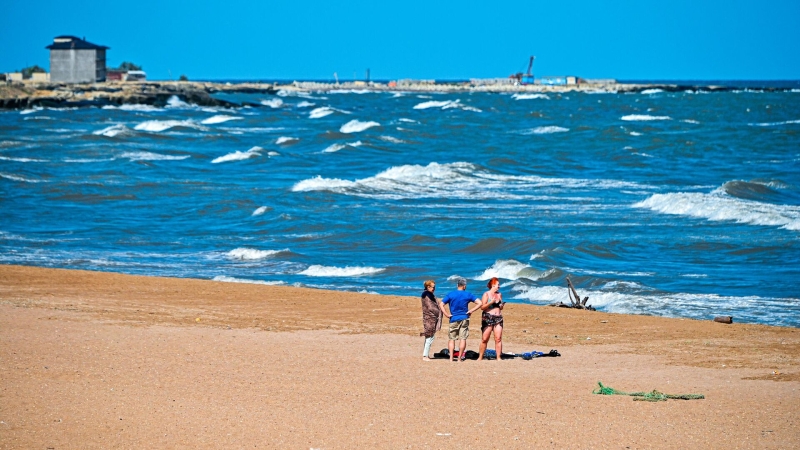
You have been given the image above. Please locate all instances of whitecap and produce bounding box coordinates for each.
[512,93,550,100]
[633,189,800,231]
[0,172,47,183]
[227,247,290,260]
[93,124,132,137]
[102,104,164,112]
[252,206,269,216]
[398,118,417,123]
[379,135,405,143]
[23,116,54,120]
[640,89,664,95]
[682,119,700,124]
[261,98,284,108]
[201,115,243,125]
[309,107,335,119]
[296,101,315,108]
[299,265,384,277]
[621,114,672,121]
[749,119,800,127]
[211,146,263,164]
[133,120,207,132]
[120,151,191,161]
[322,143,346,153]
[521,126,569,135]
[212,275,284,285]
[275,136,299,145]
[0,155,47,162]
[267,151,280,156]
[340,119,380,133]
[165,95,191,108]
[476,259,554,281]
[413,100,457,109]
[20,107,43,115]
[629,131,643,136]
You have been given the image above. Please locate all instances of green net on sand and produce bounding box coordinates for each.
[593,382,705,402]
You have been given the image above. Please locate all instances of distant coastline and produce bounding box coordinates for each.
[1,79,796,110]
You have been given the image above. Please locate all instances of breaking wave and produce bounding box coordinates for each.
[521,126,569,135]
[252,206,269,216]
[93,124,133,137]
[749,119,800,127]
[212,275,284,285]
[227,248,290,260]
[120,151,191,161]
[102,104,164,112]
[512,93,550,100]
[621,114,672,121]
[340,120,380,133]
[201,115,243,125]
[299,265,385,277]
[276,136,299,145]
[476,259,556,281]
[640,89,664,95]
[261,98,284,108]
[134,120,207,132]
[633,183,800,231]
[211,146,263,164]
[0,155,47,162]
[412,99,482,112]
[0,172,48,183]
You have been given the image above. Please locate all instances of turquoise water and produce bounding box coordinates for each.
[1,88,799,326]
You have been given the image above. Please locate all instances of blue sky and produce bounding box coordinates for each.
[3,0,799,81]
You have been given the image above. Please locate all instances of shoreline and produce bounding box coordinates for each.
[0,79,782,110]
[2,263,799,447]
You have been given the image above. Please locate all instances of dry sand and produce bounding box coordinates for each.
[1,264,798,448]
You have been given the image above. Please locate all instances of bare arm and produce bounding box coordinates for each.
[467,299,483,316]
[439,301,452,319]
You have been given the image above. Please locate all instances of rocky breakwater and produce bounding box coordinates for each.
[0,81,277,109]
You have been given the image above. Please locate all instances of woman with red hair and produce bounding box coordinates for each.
[477,277,504,361]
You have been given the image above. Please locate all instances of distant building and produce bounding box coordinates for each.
[126,70,146,81]
[31,72,50,82]
[46,36,109,83]
[7,73,23,81]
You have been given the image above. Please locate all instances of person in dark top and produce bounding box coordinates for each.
[420,279,442,361]
[439,277,483,361]
[477,277,504,361]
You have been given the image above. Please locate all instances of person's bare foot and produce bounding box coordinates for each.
[422,356,431,361]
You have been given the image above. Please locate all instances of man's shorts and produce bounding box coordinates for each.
[448,319,469,340]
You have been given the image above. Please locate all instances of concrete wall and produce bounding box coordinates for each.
[50,49,105,83]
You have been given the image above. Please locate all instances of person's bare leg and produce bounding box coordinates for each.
[477,326,492,361]
[494,324,503,361]
[448,339,456,361]
[459,339,467,361]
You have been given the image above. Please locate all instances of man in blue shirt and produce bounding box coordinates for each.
[439,277,483,361]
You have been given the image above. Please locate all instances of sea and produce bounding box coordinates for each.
[2,83,799,327]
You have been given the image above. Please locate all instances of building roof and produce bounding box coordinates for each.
[46,36,109,51]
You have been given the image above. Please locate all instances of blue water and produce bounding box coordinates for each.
[2,88,799,327]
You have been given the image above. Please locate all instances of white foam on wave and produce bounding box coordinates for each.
[93,124,132,137]
[322,143,346,153]
[512,93,550,100]
[379,135,406,143]
[412,99,482,112]
[299,265,384,277]
[682,119,700,124]
[398,118,417,123]
[640,89,664,95]
[261,98,284,108]
[134,120,207,132]
[64,158,116,163]
[0,155,47,162]
[0,172,47,183]
[521,126,569,135]
[292,161,652,200]
[212,275,284,285]
[103,104,164,112]
[629,131,643,136]
[633,188,800,231]
[227,247,290,260]
[621,114,672,121]
[23,116,54,121]
[340,119,380,133]
[252,206,269,216]
[165,95,191,108]
[749,119,800,127]
[201,115,243,125]
[120,151,191,161]
[211,146,263,164]
[296,101,315,108]
[475,259,554,281]
[276,136,299,145]
[20,107,43,115]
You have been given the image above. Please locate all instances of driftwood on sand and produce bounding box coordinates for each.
[549,277,596,311]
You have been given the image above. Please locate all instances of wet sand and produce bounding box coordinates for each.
[1,264,798,448]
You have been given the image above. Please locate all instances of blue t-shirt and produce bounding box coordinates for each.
[442,290,479,323]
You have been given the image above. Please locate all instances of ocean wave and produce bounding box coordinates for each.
[633,187,800,231]
[340,120,380,133]
[133,120,207,133]
[322,143,346,153]
[261,98,284,108]
[0,172,48,183]
[629,131,643,136]
[296,101,315,108]
[640,89,664,95]
[299,265,385,277]
[227,247,290,260]
[292,162,652,200]
[682,119,700,124]
[212,275,284,285]
[165,95,191,109]
[379,135,406,143]
[0,155,48,162]
[93,124,133,137]
[412,99,482,112]
[200,115,243,125]
[252,206,269,216]
[120,151,191,161]
[476,259,555,281]
[512,93,550,100]
[102,104,164,112]
[748,119,800,127]
[20,107,43,115]
[398,118,417,123]
[23,116,54,120]
[621,114,672,121]
[211,146,263,164]
[521,126,569,135]
[275,136,299,145]
[64,158,116,163]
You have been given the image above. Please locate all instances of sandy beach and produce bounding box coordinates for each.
[1,264,798,448]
